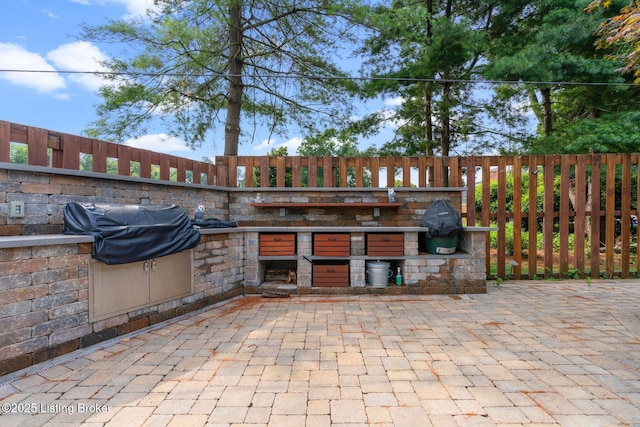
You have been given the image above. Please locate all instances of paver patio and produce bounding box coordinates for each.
[0,280,638,426]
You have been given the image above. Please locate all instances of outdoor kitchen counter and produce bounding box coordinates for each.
[0,226,495,248]
[200,226,495,234]
[0,234,94,248]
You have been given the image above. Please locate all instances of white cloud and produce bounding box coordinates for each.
[70,0,157,19]
[115,0,158,18]
[46,41,109,91]
[385,96,404,106]
[251,137,303,155]
[252,138,276,153]
[0,43,66,93]
[124,134,192,154]
[42,9,60,19]
[281,137,303,154]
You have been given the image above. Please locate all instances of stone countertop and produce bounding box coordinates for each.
[199,225,496,234]
[0,234,94,249]
[0,226,495,248]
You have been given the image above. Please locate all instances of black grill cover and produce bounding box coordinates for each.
[63,202,201,265]
[420,199,463,239]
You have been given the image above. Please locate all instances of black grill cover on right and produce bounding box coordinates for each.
[420,199,463,239]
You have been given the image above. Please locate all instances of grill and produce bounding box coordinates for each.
[63,202,201,265]
[420,199,463,254]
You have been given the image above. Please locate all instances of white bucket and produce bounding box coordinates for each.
[366,261,393,288]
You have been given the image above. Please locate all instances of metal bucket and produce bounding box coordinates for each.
[366,261,393,288]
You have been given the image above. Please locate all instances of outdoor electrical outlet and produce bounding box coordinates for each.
[10,201,25,218]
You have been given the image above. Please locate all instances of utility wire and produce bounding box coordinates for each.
[0,68,637,87]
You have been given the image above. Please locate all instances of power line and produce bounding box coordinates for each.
[0,68,637,87]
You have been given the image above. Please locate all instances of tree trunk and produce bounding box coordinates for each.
[541,87,552,137]
[225,0,244,156]
[423,84,434,155]
[584,174,593,240]
[526,87,544,125]
[440,81,452,157]
[568,173,594,243]
[439,80,452,186]
[441,0,453,157]
[423,84,436,186]
[425,0,435,185]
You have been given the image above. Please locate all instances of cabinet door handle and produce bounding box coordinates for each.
[143,260,149,274]
[151,259,157,273]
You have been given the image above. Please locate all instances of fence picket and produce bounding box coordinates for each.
[339,156,348,187]
[228,155,237,187]
[27,126,48,167]
[605,154,617,277]
[92,139,107,173]
[0,121,10,162]
[466,156,476,227]
[292,156,302,187]
[621,154,631,278]
[590,154,602,278]
[512,156,523,279]
[559,155,571,276]
[482,157,492,275]
[543,155,555,277]
[574,155,587,275]
[276,156,286,188]
[528,155,539,278]
[497,156,507,278]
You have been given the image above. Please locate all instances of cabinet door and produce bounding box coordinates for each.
[312,263,349,287]
[150,250,193,303]
[259,233,296,256]
[313,234,350,256]
[90,260,150,321]
[367,233,404,256]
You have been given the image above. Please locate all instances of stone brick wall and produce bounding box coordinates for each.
[0,240,91,375]
[244,229,487,295]
[0,165,229,236]
[0,231,244,378]
[194,232,244,298]
[403,232,487,294]
[228,188,463,227]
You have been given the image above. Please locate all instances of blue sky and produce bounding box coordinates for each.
[0,0,398,161]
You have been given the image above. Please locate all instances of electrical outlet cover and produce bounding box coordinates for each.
[10,201,25,218]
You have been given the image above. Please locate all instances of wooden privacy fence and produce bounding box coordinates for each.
[0,121,218,184]
[2,120,639,280]
[216,154,640,280]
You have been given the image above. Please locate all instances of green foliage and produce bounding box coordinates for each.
[342,0,491,156]
[588,0,640,82]
[82,0,360,154]
[474,169,545,218]
[298,129,375,187]
[9,144,27,164]
[485,0,638,153]
[533,111,640,154]
[489,220,575,257]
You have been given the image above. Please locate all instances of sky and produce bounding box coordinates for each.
[0,0,395,161]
